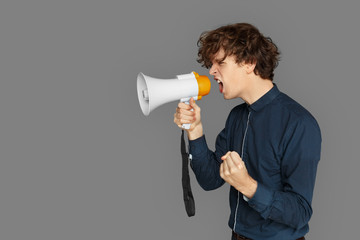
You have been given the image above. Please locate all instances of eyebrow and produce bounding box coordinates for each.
[210,52,227,65]
[214,58,222,62]
[214,57,226,63]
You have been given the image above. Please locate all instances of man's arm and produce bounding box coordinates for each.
[247,119,322,229]
[174,98,227,191]
[189,133,226,191]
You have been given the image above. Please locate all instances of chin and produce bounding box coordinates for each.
[222,94,231,100]
[223,94,237,100]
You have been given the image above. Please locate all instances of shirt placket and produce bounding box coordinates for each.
[233,110,252,231]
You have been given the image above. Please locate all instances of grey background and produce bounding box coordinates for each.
[0,0,359,239]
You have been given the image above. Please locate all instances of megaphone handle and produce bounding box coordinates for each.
[180,97,196,130]
[182,104,192,129]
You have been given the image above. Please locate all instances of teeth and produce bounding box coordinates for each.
[217,80,221,83]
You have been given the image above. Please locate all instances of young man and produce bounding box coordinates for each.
[174,23,321,240]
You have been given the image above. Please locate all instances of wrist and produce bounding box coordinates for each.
[241,178,258,200]
[187,123,203,140]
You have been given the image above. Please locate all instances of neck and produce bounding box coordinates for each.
[241,76,274,105]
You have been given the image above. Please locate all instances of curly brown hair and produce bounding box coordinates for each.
[197,23,280,80]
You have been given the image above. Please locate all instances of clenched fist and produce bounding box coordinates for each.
[173,97,203,140]
[220,151,258,199]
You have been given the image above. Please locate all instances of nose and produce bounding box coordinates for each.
[209,65,217,76]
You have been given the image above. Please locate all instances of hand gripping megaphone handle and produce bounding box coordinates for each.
[180,97,198,129]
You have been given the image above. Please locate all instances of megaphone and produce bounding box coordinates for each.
[137,71,211,129]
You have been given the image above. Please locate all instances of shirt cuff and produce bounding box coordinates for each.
[247,182,274,218]
[188,135,207,157]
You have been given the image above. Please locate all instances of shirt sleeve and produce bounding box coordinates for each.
[247,117,322,229]
[188,127,228,191]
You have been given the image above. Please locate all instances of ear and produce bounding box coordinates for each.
[245,62,256,74]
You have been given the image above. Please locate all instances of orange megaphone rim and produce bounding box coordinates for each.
[193,72,211,100]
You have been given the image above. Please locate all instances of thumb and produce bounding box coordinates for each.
[221,151,231,161]
[189,97,199,110]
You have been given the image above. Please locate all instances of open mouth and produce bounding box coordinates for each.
[216,79,224,93]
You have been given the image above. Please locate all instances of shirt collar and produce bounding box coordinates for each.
[248,84,280,112]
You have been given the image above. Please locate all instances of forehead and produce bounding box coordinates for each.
[212,48,238,64]
[212,48,226,61]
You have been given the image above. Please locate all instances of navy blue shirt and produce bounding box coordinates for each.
[189,84,321,240]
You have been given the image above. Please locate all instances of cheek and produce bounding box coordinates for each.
[228,75,238,87]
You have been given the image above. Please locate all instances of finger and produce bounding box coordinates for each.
[222,157,230,174]
[174,119,190,129]
[174,112,191,123]
[176,112,196,125]
[189,97,200,111]
[174,113,178,124]
[219,162,224,178]
[177,107,196,117]
[178,102,193,110]
[179,118,194,125]
[226,152,241,167]
[221,151,231,161]
[177,112,195,122]
[225,152,237,169]
[174,114,183,128]
[220,161,229,177]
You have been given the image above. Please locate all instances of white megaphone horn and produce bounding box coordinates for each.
[137,71,211,129]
